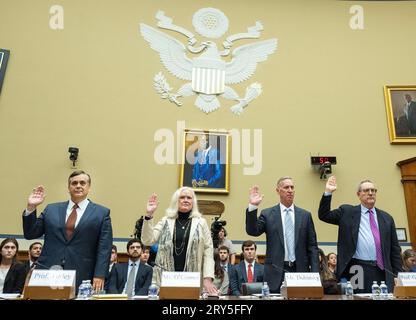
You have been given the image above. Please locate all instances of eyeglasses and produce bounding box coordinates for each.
[360,188,377,194]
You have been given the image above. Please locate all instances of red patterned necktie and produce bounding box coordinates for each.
[247,263,253,283]
[368,209,384,270]
[66,204,78,239]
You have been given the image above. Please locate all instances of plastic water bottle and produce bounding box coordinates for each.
[77,280,88,299]
[84,280,93,298]
[345,281,353,298]
[262,282,270,299]
[371,281,380,299]
[380,281,388,299]
[148,283,159,299]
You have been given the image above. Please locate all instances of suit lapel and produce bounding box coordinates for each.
[375,208,387,255]
[241,262,248,282]
[60,201,69,240]
[294,206,302,248]
[273,205,284,247]
[70,201,96,240]
[351,205,361,247]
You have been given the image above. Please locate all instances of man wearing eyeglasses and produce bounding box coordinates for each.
[318,176,402,293]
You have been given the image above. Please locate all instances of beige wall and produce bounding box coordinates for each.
[0,0,415,247]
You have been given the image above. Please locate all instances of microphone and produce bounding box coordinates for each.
[149,261,169,271]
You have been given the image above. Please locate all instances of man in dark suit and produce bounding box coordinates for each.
[23,241,42,272]
[108,239,153,296]
[405,94,416,135]
[318,176,402,293]
[229,240,264,296]
[22,170,113,292]
[246,177,319,293]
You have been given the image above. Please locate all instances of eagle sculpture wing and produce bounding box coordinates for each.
[225,39,277,85]
[140,23,193,81]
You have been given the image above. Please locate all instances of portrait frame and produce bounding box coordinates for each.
[396,228,407,242]
[384,85,416,144]
[179,128,230,194]
[0,49,10,95]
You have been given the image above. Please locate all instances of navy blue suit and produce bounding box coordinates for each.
[318,195,402,292]
[107,261,153,295]
[22,201,113,290]
[246,205,319,293]
[229,261,264,296]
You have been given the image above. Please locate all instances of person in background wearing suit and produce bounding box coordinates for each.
[104,244,118,292]
[191,134,223,188]
[107,239,152,296]
[229,240,264,296]
[0,238,27,294]
[318,176,402,293]
[22,170,113,292]
[24,241,42,272]
[246,177,319,293]
[404,94,416,135]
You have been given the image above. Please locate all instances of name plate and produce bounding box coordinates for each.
[161,272,200,287]
[28,270,76,288]
[397,273,416,286]
[284,272,321,287]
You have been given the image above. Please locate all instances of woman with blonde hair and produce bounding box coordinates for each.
[141,187,217,295]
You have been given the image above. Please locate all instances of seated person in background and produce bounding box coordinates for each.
[217,227,236,264]
[0,238,27,294]
[402,249,416,272]
[140,246,150,265]
[109,245,118,273]
[104,244,118,292]
[107,239,152,296]
[318,248,338,294]
[24,241,42,272]
[230,240,264,296]
[327,252,337,276]
[213,251,229,295]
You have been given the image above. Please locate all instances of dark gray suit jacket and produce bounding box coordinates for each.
[229,261,264,296]
[22,200,113,290]
[107,261,153,295]
[246,204,319,292]
[318,194,402,291]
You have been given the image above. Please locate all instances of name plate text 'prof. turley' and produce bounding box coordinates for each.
[28,270,76,287]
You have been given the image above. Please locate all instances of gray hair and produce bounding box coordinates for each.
[277,176,293,187]
[357,179,374,192]
[165,187,202,218]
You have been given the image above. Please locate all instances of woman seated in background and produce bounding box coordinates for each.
[402,249,416,272]
[213,251,229,295]
[318,248,338,294]
[0,238,27,294]
[327,252,337,277]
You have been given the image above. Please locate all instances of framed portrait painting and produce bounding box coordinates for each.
[179,129,230,194]
[384,85,416,143]
[0,49,10,94]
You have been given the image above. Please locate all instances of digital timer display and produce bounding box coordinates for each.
[310,156,337,165]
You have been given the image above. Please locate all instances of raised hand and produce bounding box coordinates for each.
[146,193,158,216]
[249,185,263,206]
[325,176,337,193]
[27,185,46,211]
